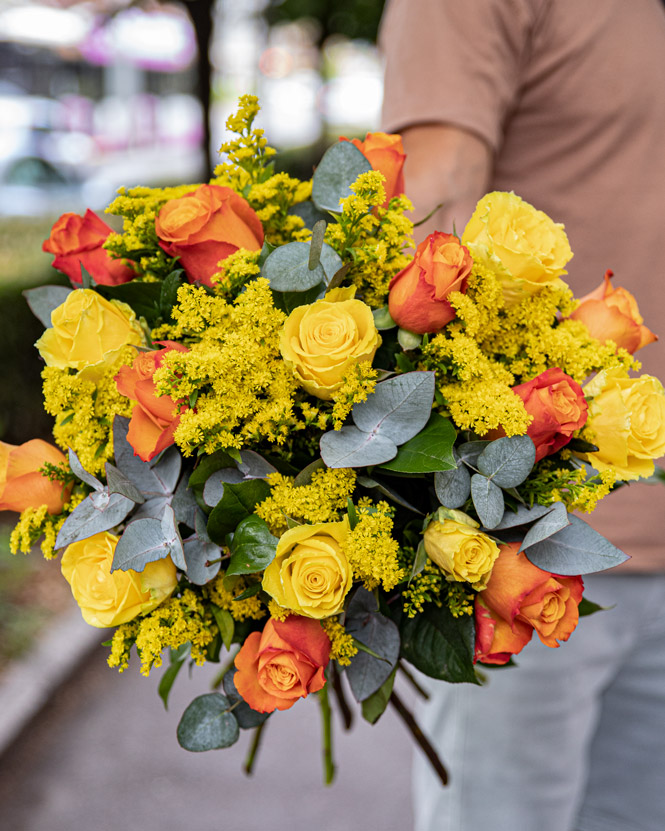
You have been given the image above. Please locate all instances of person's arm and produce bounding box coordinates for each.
[400,123,493,241]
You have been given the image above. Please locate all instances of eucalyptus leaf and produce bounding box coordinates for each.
[55,490,134,549]
[105,462,145,504]
[320,424,397,468]
[519,502,570,551]
[435,464,471,509]
[151,447,181,494]
[177,693,239,752]
[188,449,236,495]
[294,458,326,487]
[222,668,270,730]
[68,448,102,491]
[130,496,170,521]
[171,474,198,528]
[237,450,278,480]
[311,140,372,212]
[319,243,344,282]
[352,372,435,444]
[380,413,456,474]
[457,441,490,468]
[399,602,478,684]
[523,515,629,575]
[493,503,553,529]
[23,285,72,327]
[356,475,423,513]
[470,474,505,529]
[345,588,400,701]
[111,515,180,573]
[289,200,329,230]
[477,436,536,488]
[262,241,326,292]
[372,306,396,331]
[183,536,221,585]
[226,514,278,576]
[308,220,326,269]
[271,282,325,315]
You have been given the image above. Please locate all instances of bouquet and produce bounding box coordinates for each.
[5,96,665,783]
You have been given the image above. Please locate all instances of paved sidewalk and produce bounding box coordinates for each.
[0,639,417,831]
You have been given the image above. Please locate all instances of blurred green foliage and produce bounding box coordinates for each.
[265,0,386,44]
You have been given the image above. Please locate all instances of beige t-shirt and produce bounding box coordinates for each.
[380,0,665,570]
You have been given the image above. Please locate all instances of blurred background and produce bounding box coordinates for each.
[0,4,417,829]
[0,0,387,664]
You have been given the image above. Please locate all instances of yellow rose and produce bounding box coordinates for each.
[579,368,665,480]
[279,295,381,399]
[423,518,500,590]
[61,531,177,627]
[462,191,573,305]
[262,520,352,618]
[35,288,145,380]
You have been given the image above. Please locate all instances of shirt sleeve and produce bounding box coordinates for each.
[379,0,541,152]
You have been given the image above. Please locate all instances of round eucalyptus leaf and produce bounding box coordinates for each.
[471,474,505,529]
[177,693,239,752]
[262,242,326,292]
[435,465,471,509]
[477,436,536,488]
[311,140,373,212]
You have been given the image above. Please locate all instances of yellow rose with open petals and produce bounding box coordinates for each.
[579,368,665,480]
[262,520,352,618]
[36,288,145,380]
[280,295,380,399]
[462,191,572,305]
[424,517,500,590]
[61,531,177,627]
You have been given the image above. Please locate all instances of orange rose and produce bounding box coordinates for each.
[344,132,406,206]
[234,616,330,714]
[0,439,71,514]
[569,269,657,354]
[388,232,472,334]
[115,341,189,462]
[155,184,264,287]
[474,542,584,665]
[512,368,588,462]
[43,210,135,287]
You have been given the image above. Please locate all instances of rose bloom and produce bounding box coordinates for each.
[579,367,665,480]
[61,531,177,628]
[388,232,473,334]
[474,542,584,665]
[43,209,135,287]
[155,184,264,287]
[513,367,588,462]
[569,269,657,354]
[280,289,381,400]
[0,439,71,514]
[35,289,145,381]
[462,191,573,305]
[115,342,188,462]
[262,520,352,619]
[344,132,406,206]
[423,517,500,590]
[234,616,330,713]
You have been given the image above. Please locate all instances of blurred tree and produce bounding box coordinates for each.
[264,0,386,45]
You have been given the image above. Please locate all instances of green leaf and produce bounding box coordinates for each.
[105,462,145,504]
[160,269,184,319]
[578,597,611,617]
[294,457,326,487]
[188,450,236,494]
[311,140,373,212]
[210,604,234,651]
[409,540,428,583]
[262,241,327,292]
[111,511,182,573]
[158,644,190,710]
[397,328,422,351]
[177,693,240,752]
[97,281,162,324]
[345,589,400,701]
[226,514,278,576]
[434,463,471,508]
[223,668,270,730]
[380,413,456,474]
[372,306,396,330]
[477,436,535,488]
[399,603,478,684]
[361,668,396,725]
[308,220,326,269]
[346,497,359,530]
[518,502,570,551]
[271,281,325,315]
[206,479,270,544]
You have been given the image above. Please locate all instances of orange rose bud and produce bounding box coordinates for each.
[345,132,406,206]
[569,269,657,354]
[234,616,330,714]
[0,439,71,514]
[513,367,588,462]
[115,342,188,462]
[474,542,584,665]
[388,232,472,334]
[155,184,264,287]
[43,209,135,287]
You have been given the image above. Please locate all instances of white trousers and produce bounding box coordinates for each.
[413,573,665,831]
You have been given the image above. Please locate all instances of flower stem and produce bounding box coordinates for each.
[330,663,354,731]
[389,689,448,786]
[397,660,430,700]
[244,721,267,777]
[319,685,336,785]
